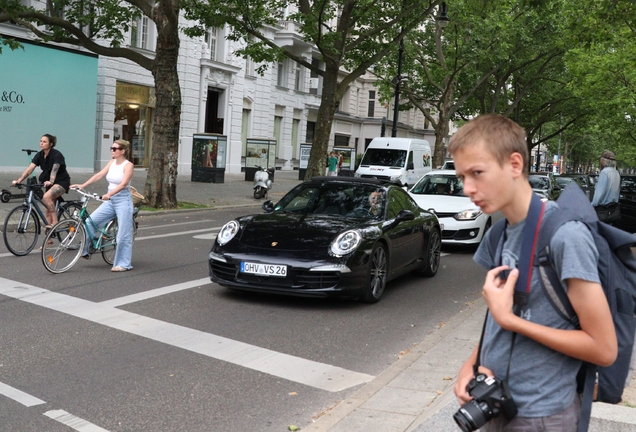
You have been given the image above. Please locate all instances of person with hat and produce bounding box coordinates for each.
[592,150,621,223]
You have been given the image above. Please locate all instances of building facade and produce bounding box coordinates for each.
[1,6,438,175]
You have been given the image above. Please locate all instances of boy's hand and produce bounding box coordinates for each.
[455,363,494,404]
[482,266,518,329]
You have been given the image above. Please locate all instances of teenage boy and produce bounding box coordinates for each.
[450,114,617,431]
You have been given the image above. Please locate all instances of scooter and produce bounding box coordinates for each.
[253,165,273,199]
[2,149,39,203]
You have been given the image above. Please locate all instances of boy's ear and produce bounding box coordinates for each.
[509,152,524,177]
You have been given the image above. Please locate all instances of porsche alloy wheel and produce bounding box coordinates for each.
[361,243,388,303]
[420,228,441,277]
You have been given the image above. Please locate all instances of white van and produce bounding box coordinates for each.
[355,137,432,187]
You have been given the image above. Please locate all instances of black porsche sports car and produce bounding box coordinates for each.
[209,177,442,303]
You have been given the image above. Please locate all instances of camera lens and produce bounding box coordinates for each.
[453,400,490,432]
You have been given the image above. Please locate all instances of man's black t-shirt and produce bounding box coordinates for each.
[31,148,71,192]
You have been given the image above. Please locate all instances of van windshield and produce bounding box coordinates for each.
[360,149,407,168]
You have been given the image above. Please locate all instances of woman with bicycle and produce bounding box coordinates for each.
[71,139,134,272]
[12,134,71,230]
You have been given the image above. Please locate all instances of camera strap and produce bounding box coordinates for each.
[474,193,545,378]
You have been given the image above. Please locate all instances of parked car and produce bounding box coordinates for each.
[528,172,562,201]
[441,160,455,170]
[617,175,636,233]
[408,170,497,245]
[209,177,442,303]
[556,174,595,202]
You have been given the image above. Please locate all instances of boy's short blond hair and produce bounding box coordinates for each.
[448,114,529,175]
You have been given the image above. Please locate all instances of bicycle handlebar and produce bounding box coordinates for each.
[70,187,106,202]
[11,183,46,190]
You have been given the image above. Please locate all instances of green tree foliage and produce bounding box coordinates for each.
[0,0,181,208]
[184,0,439,179]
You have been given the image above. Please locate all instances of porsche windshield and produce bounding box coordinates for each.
[274,183,386,220]
[359,149,407,168]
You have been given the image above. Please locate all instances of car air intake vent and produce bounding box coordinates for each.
[434,212,456,218]
[210,261,237,281]
[296,271,340,289]
[360,174,391,181]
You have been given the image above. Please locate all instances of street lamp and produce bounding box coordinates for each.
[436,2,450,28]
[391,38,405,138]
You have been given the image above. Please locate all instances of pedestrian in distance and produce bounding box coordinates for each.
[591,150,621,224]
[70,139,135,272]
[450,114,617,432]
[327,151,339,177]
[12,134,71,230]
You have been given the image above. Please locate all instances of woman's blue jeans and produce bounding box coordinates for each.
[83,188,134,269]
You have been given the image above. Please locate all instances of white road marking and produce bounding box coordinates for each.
[137,219,216,230]
[135,227,221,241]
[99,278,211,307]
[193,233,217,240]
[44,410,110,432]
[0,278,373,392]
[0,381,45,407]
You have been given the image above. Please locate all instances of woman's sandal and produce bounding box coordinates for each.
[111,266,130,272]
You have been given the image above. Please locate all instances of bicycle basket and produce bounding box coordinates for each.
[130,186,145,206]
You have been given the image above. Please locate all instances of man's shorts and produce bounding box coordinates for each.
[481,395,580,432]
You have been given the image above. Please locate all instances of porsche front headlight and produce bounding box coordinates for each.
[330,230,362,256]
[217,220,239,245]
[454,209,483,220]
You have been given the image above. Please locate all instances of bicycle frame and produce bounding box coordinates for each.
[17,185,72,233]
[76,204,116,254]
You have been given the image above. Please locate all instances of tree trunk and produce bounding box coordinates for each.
[304,64,340,180]
[144,1,181,208]
[432,82,453,168]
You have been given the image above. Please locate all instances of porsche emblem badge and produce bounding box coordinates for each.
[271,242,278,247]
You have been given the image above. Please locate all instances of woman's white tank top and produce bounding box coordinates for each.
[106,159,131,191]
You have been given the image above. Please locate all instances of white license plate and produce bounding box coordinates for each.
[240,262,287,277]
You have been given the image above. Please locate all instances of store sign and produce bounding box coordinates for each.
[116,82,150,105]
[1,89,26,113]
[299,145,312,169]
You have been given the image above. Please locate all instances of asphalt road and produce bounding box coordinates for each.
[0,207,485,432]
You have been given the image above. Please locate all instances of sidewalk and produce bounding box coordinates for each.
[1,168,635,431]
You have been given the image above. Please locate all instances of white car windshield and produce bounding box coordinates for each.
[411,175,465,196]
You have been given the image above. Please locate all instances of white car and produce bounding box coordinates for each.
[408,170,497,245]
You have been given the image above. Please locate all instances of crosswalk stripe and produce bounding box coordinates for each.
[0,381,46,407]
[0,278,373,392]
[44,409,110,432]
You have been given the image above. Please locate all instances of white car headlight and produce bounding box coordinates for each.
[454,209,483,220]
[330,230,362,256]
[217,220,239,245]
[390,174,402,181]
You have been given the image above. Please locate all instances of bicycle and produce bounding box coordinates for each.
[41,188,140,274]
[2,183,83,256]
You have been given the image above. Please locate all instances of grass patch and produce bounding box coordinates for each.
[140,201,208,212]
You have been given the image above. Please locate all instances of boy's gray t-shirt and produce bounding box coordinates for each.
[474,201,600,418]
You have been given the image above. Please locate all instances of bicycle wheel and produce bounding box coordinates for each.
[102,219,118,265]
[41,219,85,274]
[3,205,40,256]
[58,201,82,220]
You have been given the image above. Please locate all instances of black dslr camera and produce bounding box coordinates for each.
[453,373,517,432]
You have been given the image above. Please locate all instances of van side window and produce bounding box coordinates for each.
[407,152,414,170]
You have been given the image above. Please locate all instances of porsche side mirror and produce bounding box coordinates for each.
[262,200,274,212]
[395,209,415,222]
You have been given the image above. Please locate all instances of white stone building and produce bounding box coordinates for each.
[1,7,437,175]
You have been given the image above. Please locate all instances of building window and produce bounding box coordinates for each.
[334,135,350,147]
[277,61,287,87]
[339,87,350,114]
[368,90,376,117]
[131,16,149,49]
[295,65,304,91]
[306,121,316,143]
[205,27,218,61]
[309,58,320,95]
[246,56,255,76]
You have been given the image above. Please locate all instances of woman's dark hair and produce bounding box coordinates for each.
[42,134,57,147]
